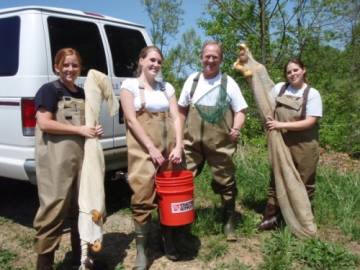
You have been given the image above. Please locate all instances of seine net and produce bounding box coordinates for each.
[194,84,230,125]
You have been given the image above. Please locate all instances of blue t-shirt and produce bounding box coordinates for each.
[35,80,85,113]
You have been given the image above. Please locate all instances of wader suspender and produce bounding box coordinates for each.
[277,83,311,120]
[189,72,228,99]
[52,80,66,99]
[137,79,170,156]
[138,80,169,112]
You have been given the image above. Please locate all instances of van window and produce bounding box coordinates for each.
[0,16,20,76]
[105,25,147,77]
[48,17,107,76]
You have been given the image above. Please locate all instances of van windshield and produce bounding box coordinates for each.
[0,16,20,76]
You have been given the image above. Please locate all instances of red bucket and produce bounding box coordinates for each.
[156,170,195,226]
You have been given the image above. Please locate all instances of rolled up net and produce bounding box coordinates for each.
[233,44,317,238]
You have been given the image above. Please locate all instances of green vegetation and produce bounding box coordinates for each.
[200,235,229,262]
[258,230,359,270]
[0,248,20,270]
[190,145,360,269]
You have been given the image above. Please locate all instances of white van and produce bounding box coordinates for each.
[0,6,151,184]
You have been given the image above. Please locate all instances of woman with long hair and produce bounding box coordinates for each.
[258,59,323,230]
[120,46,183,269]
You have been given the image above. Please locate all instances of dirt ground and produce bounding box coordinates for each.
[0,151,359,269]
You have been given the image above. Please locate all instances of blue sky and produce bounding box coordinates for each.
[0,0,209,48]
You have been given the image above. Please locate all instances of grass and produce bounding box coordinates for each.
[200,235,229,262]
[315,168,360,241]
[215,258,253,270]
[0,248,25,270]
[190,144,360,269]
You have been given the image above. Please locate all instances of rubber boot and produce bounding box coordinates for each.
[133,221,149,270]
[71,223,81,269]
[161,225,180,261]
[258,203,280,231]
[36,251,54,270]
[223,198,237,242]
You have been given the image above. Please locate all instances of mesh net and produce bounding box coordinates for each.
[194,84,230,124]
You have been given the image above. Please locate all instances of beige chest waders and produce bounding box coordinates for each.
[34,94,85,254]
[127,88,175,225]
[183,73,237,202]
[267,85,319,206]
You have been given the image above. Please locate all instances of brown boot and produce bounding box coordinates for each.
[258,204,280,231]
[36,251,54,270]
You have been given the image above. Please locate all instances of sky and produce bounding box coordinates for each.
[0,0,209,48]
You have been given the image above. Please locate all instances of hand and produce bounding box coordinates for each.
[265,116,282,131]
[95,125,104,137]
[148,145,165,166]
[78,126,97,138]
[229,127,240,142]
[168,145,183,164]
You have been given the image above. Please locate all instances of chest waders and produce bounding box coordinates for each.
[33,81,85,267]
[126,83,177,268]
[184,73,238,241]
[263,84,319,223]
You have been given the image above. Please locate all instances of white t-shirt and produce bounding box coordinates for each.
[121,78,175,112]
[271,82,323,117]
[178,72,248,112]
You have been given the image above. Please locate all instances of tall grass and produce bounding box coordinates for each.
[315,168,360,240]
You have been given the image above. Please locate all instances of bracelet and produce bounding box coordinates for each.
[232,127,240,131]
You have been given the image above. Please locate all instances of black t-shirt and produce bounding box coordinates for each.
[35,80,85,113]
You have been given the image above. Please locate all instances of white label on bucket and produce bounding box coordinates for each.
[171,200,194,213]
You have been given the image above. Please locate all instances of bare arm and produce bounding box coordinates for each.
[229,110,246,142]
[266,115,318,131]
[120,89,165,165]
[168,96,183,163]
[36,109,100,138]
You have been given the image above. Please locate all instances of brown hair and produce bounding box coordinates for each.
[135,46,164,77]
[54,48,82,74]
[283,58,307,83]
[201,40,223,60]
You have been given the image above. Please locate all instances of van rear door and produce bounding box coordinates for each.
[101,23,149,147]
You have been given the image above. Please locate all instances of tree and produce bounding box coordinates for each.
[141,0,184,53]
[162,28,202,91]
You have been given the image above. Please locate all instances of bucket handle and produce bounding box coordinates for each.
[155,158,188,175]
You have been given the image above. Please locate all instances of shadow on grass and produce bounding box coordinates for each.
[192,206,244,236]
[57,232,134,270]
[241,197,267,214]
[0,178,38,227]
[145,221,201,267]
